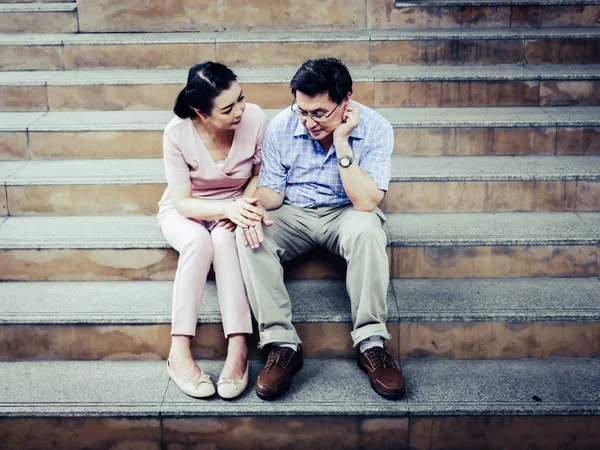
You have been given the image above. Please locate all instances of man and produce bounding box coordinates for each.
[235,57,405,401]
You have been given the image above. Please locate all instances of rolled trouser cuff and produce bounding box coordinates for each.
[258,329,303,349]
[351,323,391,347]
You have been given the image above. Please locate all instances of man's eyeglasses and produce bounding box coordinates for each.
[291,98,340,123]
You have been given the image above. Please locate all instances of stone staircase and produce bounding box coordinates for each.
[1,0,599,448]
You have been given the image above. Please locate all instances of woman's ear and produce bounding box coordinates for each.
[193,108,207,120]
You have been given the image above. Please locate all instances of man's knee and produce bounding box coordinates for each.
[341,211,384,239]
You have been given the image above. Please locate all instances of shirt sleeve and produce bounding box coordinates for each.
[358,121,394,192]
[163,131,191,185]
[257,123,287,193]
[253,109,269,166]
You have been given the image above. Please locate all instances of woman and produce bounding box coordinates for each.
[157,62,267,399]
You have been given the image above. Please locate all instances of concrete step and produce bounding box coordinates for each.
[0,358,598,449]
[2,65,600,112]
[390,0,600,30]
[0,0,73,3]
[0,156,599,215]
[75,0,600,32]
[1,107,598,160]
[0,278,598,360]
[0,2,77,34]
[0,212,598,280]
[1,28,599,71]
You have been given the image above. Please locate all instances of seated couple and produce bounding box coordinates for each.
[157,57,405,401]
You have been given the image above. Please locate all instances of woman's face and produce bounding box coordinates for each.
[196,81,246,130]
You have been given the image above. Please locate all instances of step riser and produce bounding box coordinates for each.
[0,0,72,2]
[392,245,598,278]
[6,185,166,216]
[76,0,600,32]
[0,245,596,280]
[384,4,600,30]
[410,416,600,450]
[4,80,600,112]
[395,127,600,156]
[1,416,599,450]
[0,12,78,34]
[1,321,598,361]
[385,180,600,213]
[4,181,599,216]
[371,39,600,66]
[0,46,63,71]
[0,323,398,361]
[0,133,27,160]
[2,39,599,71]
[2,127,598,161]
[400,321,600,359]
[0,248,348,281]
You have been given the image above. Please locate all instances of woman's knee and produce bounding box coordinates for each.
[211,226,236,249]
[179,228,213,260]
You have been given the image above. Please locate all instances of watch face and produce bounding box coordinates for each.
[340,156,351,167]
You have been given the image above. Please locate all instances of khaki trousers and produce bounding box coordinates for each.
[236,204,391,348]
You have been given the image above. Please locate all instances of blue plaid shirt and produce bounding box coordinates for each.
[258,102,394,208]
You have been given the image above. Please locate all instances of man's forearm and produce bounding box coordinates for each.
[254,186,285,210]
[335,139,384,211]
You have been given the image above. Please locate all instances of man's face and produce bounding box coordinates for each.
[295,91,348,141]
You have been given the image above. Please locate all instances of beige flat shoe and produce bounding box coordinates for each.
[217,363,249,400]
[167,359,216,398]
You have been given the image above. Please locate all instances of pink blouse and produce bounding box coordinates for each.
[158,103,267,221]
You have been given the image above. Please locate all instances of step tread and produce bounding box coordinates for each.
[2,156,600,185]
[2,107,599,132]
[0,212,598,249]
[392,277,600,321]
[0,2,76,12]
[0,358,598,416]
[0,280,398,324]
[1,27,599,46]
[386,211,600,246]
[1,65,599,86]
[1,278,598,324]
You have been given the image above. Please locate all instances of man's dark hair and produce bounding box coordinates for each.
[290,58,353,104]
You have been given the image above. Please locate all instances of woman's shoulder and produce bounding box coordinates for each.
[164,115,194,141]
[240,103,267,131]
[165,115,192,133]
[243,103,266,121]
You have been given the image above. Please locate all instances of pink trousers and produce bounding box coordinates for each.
[159,208,253,337]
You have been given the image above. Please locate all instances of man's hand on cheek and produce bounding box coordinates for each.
[333,104,360,142]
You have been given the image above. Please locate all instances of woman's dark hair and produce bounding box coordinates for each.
[290,57,352,104]
[174,62,238,119]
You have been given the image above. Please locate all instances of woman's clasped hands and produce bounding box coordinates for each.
[221,197,273,248]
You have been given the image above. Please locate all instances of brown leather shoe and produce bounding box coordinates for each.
[358,346,405,400]
[256,346,303,400]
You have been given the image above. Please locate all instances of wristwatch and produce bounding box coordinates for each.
[338,154,354,168]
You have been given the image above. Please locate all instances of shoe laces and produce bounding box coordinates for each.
[364,347,396,371]
[192,372,212,388]
[265,347,294,373]
[217,374,244,390]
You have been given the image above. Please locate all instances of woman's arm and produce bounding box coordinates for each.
[169,182,262,228]
[241,164,261,198]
